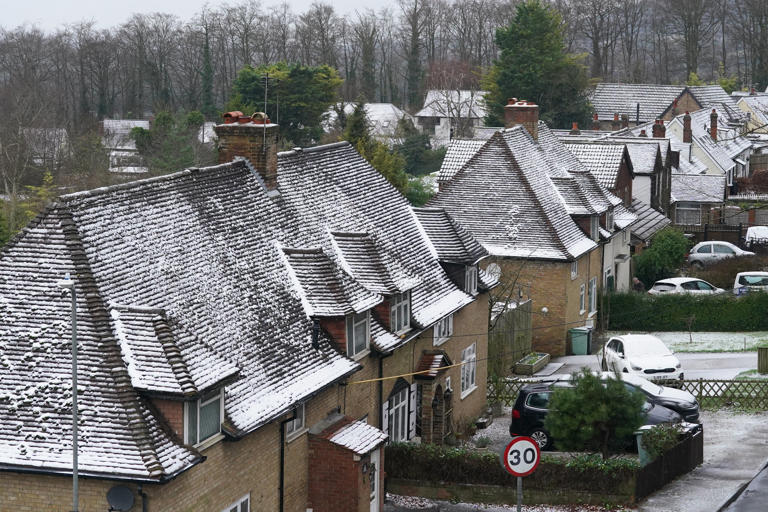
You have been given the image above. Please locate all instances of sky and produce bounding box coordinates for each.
[4,0,392,32]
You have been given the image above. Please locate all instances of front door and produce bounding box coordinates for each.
[369,448,380,512]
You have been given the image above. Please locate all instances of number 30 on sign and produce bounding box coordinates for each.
[502,437,541,477]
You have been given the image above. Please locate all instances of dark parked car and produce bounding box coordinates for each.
[509,381,683,450]
[601,372,700,423]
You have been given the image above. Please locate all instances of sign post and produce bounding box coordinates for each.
[501,437,541,512]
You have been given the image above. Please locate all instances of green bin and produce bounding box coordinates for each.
[569,327,589,355]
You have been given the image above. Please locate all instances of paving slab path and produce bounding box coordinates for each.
[638,410,768,512]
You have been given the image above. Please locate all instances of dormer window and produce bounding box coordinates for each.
[185,388,224,446]
[590,216,599,241]
[346,311,370,357]
[465,265,478,295]
[606,209,614,231]
[390,291,411,333]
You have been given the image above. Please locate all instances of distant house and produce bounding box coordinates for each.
[430,100,635,356]
[101,119,150,174]
[0,113,495,511]
[19,127,69,171]
[591,83,740,130]
[323,102,414,143]
[415,90,488,143]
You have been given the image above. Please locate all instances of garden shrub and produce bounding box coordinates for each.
[607,292,768,331]
[640,424,683,459]
[634,228,691,288]
[687,254,768,289]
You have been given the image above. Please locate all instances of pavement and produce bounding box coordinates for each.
[721,462,768,512]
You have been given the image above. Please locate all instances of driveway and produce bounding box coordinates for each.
[550,352,757,380]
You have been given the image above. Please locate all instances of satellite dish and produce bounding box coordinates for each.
[107,485,135,511]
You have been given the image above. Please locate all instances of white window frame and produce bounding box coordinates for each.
[588,277,597,315]
[445,376,452,391]
[346,311,370,358]
[286,403,306,440]
[465,265,478,295]
[460,343,477,399]
[579,284,586,314]
[675,202,701,225]
[604,268,613,291]
[433,314,454,346]
[623,229,629,244]
[591,216,599,241]
[387,387,410,442]
[570,261,578,280]
[184,388,224,447]
[390,291,411,333]
[222,494,250,512]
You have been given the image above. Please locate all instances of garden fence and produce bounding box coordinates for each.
[488,378,768,410]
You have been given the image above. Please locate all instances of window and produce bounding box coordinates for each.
[713,244,735,255]
[675,202,701,225]
[222,494,250,512]
[465,265,478,294]
[579,284,586,314]
[604,268,614,292]
[433,314,454,346]
[606,209,614,231]
[390,291,411,333]
[525,392,551,410]
[387,387,409,442]
[445,376,452,391]
[185,388,223,446]
[570,261,578,280]
[591,216,599,241]
[588,277,597,314]
[460,343,477,398]
[286,403,305,437]
[696,244,712,254]
[623,229,629,244]
[346,311,370,357]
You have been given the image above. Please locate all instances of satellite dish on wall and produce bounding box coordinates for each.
[107,485,135,511]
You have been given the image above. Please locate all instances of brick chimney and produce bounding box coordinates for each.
[710,109,718,141]
[621,114,629,129]
[569,122,580,135]
[671,98,678,116]
[751,87,757,96]
[683,112,692,143]
[612,113,621,131]
[639,129,648,137]
[652,119,662,138]
[504,98,539,141]
[659,120,666,138]
[214,111,279,190]
[592,113,600,131]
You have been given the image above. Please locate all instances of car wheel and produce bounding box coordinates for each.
[691,261,704,270]
[529,429,552,451]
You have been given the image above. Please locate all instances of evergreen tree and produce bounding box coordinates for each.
[633,228,691,288]
[130,111,214,175]
[201,30,216,120]
[545,370,646,459]
[343,103,374,156]
[484,0,592,129]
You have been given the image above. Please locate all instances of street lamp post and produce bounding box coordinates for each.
[56,273,79,512]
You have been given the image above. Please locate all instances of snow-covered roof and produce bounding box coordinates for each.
[672,173,726,203]
[323,103,414,138]
[629,198,672,242]
[565,143,628,189]
[412,207,488,265]
[327,420,388,455]
[738,95,768,127]
[102,119,150,150]
[437,139,486,183]
[416,90,488,119]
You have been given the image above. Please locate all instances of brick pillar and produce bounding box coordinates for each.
[420,382,435,443]
[214,113,280,190]
[710,109,718,141]
[504,99,539,141]
[683,112,692,143]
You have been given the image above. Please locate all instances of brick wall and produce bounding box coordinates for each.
[662,92,701,120]
[308,431,359,512]
[320,316,347,354]
[151,397,184,439]
[614,157,633,208]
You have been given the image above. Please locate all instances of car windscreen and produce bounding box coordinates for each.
[739,275,768,286]
[651,283,676,292]
[625,339,671,357]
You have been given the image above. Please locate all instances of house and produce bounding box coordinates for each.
[591,83,738,130]
[101,119,150,175]
[18,127,70,171]
[0,113,495,511]
[323,102,414,143]
[415,90,488,143]
[429,100,635,356]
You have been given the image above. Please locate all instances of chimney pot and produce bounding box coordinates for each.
[592,113,600,131]
[639,129,647,137]
[612,113,621,131]
[569,122,580,135]
[507,98,518,105]
[214,112,280,190]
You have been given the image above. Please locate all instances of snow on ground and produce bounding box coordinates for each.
[386,493,636,511]
[605,331,768,352]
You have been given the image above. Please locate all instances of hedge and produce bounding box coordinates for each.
[606,292,768,331]
[385,443,637,493]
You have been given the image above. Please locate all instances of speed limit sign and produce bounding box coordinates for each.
[502,436,541,477]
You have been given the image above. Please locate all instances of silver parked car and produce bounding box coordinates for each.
[687,241,754,269]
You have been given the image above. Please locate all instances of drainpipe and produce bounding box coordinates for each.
[279,409,297,512]
[378,357,384,431]
[137,484,148,512]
